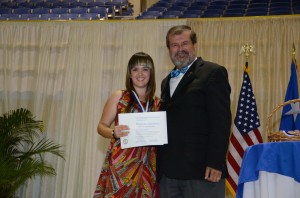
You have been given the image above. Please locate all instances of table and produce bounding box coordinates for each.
[236,142,300,198]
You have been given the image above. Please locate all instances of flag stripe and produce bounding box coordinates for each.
[227,152,240,176]
[233,125,254,150]
[229,131,244,158]
[226,175,237,194]
[243,132,254,145]
[253,128,264,143]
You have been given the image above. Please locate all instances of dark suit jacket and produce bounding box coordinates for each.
[157,57,232,180]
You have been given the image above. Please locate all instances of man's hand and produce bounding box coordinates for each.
[204,166,222,182]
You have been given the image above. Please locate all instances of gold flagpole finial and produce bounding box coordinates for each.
[240,43,255,61]
[292,43,296,60]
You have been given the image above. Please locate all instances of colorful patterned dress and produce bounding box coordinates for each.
[94,91,160,198]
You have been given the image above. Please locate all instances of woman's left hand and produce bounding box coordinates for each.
[113,124,130,138]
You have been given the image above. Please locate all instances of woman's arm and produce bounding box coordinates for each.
[97,90,129,139]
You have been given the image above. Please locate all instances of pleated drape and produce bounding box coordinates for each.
[0,16,299,198]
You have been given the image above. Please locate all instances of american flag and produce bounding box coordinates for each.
[226,63,264,196]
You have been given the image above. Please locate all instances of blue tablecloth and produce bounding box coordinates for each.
[236,142,300,198]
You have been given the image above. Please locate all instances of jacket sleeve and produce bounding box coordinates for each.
[205,66,232,171]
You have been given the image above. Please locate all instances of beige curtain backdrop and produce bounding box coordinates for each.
[0,16,299,198]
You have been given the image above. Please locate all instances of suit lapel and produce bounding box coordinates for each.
[161,74,171,102]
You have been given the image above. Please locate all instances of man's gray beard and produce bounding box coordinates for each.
[172,51,195,68]
[172,57,193,69]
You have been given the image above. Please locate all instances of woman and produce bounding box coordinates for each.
[94,52,160,198]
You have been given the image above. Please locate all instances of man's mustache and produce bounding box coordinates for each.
[175,51,189,57]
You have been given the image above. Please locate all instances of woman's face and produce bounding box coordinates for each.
[130,64,151,89]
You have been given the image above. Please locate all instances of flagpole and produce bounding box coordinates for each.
[292,43,295,60]
[292,43,297,70]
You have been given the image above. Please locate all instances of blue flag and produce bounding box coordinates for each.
[279,59,300,131]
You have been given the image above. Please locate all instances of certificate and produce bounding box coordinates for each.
[118,111,168,149]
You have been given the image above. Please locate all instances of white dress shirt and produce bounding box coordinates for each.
[170,58,197,97]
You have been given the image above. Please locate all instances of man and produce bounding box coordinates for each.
[158,25,232,198]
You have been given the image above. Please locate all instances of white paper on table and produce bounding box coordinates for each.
[118,111,168,149]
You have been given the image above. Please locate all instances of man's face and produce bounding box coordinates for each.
[168,31,196,69]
